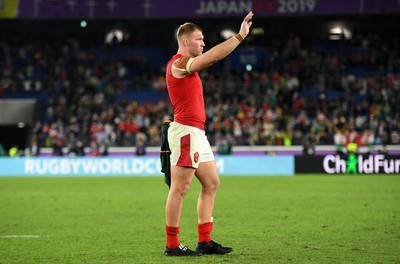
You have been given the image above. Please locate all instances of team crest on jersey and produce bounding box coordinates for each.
[194,152,199,163]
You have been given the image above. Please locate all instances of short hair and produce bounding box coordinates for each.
[176,22,202,41]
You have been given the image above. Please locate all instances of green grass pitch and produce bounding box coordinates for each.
[1,175,399,264]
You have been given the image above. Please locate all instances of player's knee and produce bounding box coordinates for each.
[174,182,191,198]
[203,177,220,193]
[213,178,220,190]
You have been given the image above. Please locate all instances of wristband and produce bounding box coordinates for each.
[233,33,244,44]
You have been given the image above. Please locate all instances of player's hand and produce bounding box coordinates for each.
[239,11,253,38]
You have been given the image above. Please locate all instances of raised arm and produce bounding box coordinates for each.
[172,11,254,78]
[190,11,254,73]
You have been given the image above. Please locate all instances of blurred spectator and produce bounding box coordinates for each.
[9,144,19,157]
[378,144,389,157]
[0,144,7,156]
[218,139,232,155]
[52,138,64,156]
[29,136,41,156]
[347,142,359,154]
[68,140,85,157]
[135,132,147,156]
[87,140,101,156]
[302,133,316,156]
[99,142,109,156]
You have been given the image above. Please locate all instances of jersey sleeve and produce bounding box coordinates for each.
[172,56,195,74]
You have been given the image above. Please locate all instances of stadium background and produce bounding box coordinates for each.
[1,3,399,264]
[0,0,399,175]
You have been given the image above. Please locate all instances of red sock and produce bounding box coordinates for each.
[198,222,213,243]
[166,225,180,249]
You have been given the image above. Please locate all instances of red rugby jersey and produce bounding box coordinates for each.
[166,54,206,130]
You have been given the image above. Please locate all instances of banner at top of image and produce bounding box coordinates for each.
[5,0,400,19]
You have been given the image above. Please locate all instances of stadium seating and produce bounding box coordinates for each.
[0,30,399,154]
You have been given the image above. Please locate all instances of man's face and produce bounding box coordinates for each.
[187,29,205,57]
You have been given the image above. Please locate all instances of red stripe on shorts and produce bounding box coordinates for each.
[177,134,192,167]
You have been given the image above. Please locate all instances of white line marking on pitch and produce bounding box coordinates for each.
[0,235,49,238]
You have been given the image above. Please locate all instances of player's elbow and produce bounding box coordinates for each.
[207,53,221,64]
[203,52,222,67]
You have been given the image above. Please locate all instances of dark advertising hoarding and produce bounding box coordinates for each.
[295,154,400,174]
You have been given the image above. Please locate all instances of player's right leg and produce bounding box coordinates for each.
[165,165,200,256]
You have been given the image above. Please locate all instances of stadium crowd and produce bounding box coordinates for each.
[0,30,399,156]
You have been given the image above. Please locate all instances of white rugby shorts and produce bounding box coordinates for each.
[168,122,215,168]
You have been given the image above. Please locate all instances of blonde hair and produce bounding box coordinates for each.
[176,22,202,41]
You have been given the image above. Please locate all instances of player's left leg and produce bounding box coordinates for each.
[195,161,232,254]
[195,160,219,224]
